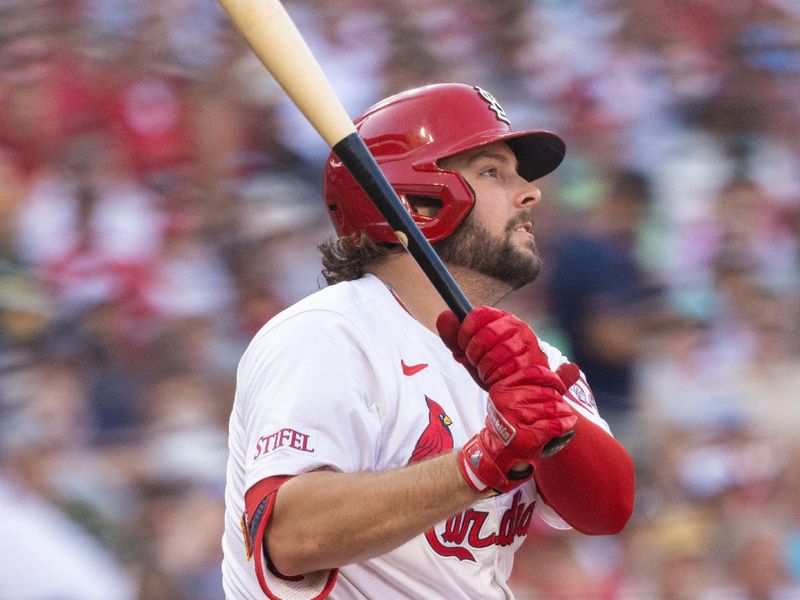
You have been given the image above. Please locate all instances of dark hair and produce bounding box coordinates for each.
[318,232,399,285]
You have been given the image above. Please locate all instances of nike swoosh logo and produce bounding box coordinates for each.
[401,360,428,376]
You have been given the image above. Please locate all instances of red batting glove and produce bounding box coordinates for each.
[437,308,578,494]
[437,307,553,389]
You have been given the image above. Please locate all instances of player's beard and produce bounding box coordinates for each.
[434,212,542,290]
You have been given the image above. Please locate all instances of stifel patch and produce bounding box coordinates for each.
[253,427,316,461]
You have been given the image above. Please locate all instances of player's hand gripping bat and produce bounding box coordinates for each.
[217,0,573,458]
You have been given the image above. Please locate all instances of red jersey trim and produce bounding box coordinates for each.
[244,476,339,600]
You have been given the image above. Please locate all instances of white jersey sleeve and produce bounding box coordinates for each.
[225,307,383,600]
[239,308,382,489]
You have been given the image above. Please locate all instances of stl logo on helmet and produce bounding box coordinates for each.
[474,86,510,125]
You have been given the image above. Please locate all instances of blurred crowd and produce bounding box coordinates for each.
[0,0,799,599]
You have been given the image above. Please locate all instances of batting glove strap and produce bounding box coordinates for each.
[458,434,533,494]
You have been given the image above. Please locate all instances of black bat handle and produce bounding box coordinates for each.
[332,133,572,457]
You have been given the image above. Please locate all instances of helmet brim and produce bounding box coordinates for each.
[505,131,566,182]
[436,129,566,182]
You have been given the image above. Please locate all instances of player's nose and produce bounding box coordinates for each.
[513,176,542,208]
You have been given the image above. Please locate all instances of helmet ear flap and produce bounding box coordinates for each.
[371,166,474,244]
[323,160,474,245]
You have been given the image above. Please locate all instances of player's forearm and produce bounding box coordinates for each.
[267,451,485,576]
[533,411,635,535]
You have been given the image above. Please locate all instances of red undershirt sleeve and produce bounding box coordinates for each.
[533,410,635,535]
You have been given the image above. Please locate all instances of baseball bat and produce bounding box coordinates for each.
[217,0,573,458]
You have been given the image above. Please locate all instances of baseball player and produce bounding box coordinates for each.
[222,83,635,600]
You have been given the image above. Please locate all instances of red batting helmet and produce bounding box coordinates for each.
[322,83,565,244]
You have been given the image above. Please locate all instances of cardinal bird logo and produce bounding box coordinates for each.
[409,397,454,464]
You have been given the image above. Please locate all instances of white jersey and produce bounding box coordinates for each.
[222,274,609,600]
